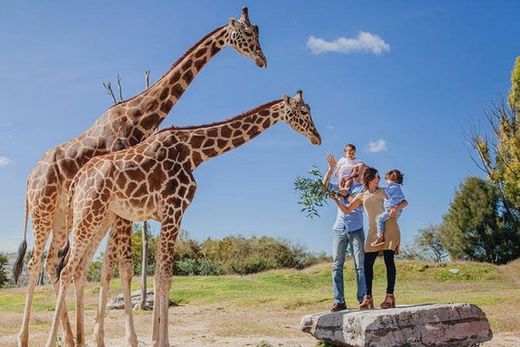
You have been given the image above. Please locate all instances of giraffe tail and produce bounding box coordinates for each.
[56,178,77,281]
[55,239,70,282]
[13,193,29,285]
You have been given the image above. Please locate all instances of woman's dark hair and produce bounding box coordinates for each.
[362,167,379,189]
[344,144,356,151]
[385,169,404,184]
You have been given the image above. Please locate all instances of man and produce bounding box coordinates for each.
[323,153,366,311]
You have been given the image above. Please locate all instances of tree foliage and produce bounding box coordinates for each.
[0,253,9,288]
[464,57,520,264]
[439,177,520,264]
[86,231,330,280]
[472,57,520,217]
[294,164,343,218]
[415,225,447,262]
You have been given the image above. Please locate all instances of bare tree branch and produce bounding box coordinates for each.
[144,70,150,89]
[102,82,117,104]
[117,74,123,101]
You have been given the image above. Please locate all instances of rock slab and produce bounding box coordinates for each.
[300,303,492,347]
[107,289,175,310]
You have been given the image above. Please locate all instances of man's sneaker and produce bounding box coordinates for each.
[330,302,347,312]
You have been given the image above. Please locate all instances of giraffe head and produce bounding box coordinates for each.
[281,90,321,145]
[226,7,267,68]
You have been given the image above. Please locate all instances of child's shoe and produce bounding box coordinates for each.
[371,233,385,247]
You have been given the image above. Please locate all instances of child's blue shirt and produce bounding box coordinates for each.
[384,183,405,210]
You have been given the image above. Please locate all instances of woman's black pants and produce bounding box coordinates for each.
[364,250,396,296]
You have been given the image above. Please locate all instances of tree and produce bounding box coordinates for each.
[415,225,447,262]
[439,177,520,264]
[472,57,520,218]
[466,57,520,264]
[0,253,9,288]
[138,221,149,310]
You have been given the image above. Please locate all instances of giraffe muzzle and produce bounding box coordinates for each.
[255,53,267,68]
[310,132,321,145]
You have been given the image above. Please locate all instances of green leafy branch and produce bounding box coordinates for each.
[294,164,342,219]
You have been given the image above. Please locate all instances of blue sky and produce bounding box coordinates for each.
[1,1,519,255]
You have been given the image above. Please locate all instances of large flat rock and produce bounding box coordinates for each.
[300,303,492,347]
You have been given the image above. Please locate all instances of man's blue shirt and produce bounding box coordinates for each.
[328,182,364,232]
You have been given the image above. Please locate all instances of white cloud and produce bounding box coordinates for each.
[0,156,12,166]
[367,139,387,153]
[326,124,335,130]
[306,32,390,55]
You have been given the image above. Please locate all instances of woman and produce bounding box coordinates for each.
[330,166,407,309]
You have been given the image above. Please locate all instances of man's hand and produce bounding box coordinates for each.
[326,153,337,171]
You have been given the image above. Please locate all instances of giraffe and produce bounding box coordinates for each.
[47,90,321,347]
[13,7,266,347]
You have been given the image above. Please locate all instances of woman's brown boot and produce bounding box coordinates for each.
[380,294,396,309]
[358,295,374,310]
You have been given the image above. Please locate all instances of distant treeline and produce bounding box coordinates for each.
[87,228,331,281]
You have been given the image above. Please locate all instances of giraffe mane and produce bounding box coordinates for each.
[156,99,283,133]
[107,25,226,110]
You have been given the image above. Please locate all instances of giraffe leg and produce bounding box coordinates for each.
[45,240,90,347]
[151,274,161,347]
[17,223,49,347]
[73,260,87,347]
[156,217,182,347]
[45,211,75,347]
[46,207,111,347]
[114,217,139,347]
[73,232,106,347]
[156,179,196,347]
[156,211,189,347]
[92,229,118,347]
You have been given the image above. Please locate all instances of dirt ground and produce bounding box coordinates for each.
[1,303,519,346]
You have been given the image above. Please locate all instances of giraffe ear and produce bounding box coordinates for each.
[283,94,291,105]
[229,17,240,28]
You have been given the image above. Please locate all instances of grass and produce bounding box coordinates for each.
[1,259,520,341]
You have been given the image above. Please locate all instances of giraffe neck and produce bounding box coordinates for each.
[167,99,285,169]
[106,25,229,139]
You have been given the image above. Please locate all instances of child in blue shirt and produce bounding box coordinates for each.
[371,169,405,247]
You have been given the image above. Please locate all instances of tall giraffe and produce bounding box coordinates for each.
[47,91,321,347]
[14,7,266,347]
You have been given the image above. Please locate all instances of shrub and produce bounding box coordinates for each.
[0,253,9,288]
[87,258,102,282]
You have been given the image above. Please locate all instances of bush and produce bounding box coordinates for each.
[87,258,102,282]
[0,253,8,288]
[200,235,329,275]
[174,258,221,276]
[90,227,330,278]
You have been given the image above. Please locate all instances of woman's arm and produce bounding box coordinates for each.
[331,194,363,214]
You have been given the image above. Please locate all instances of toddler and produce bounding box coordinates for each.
[334,144,363,190]
[372,169,405,247]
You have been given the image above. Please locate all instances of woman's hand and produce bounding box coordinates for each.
[389,207,399,218]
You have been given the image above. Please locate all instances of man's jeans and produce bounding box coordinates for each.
[332,228,365,304]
